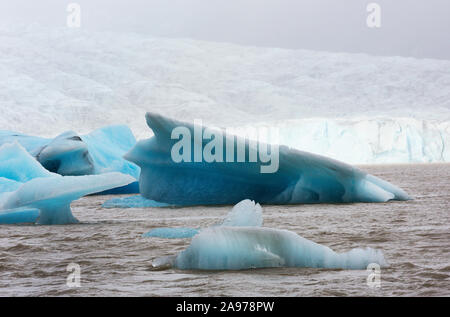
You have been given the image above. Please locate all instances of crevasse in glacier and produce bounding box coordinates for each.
[143,199,262,239]
[166,226,387,270]
[0,125,140,193]
[125,112,411,205]
[0,143,135,225]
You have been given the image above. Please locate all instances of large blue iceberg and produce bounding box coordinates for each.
[125,113,410,205]
[0,143,135,225]
[156,226,387,270]
[143,199,262,239]
[0,126,140,194]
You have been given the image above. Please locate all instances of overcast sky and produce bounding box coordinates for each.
[1,0,449,60]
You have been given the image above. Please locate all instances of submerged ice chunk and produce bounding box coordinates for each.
[169,227,387,270]
[143,199,262,239]
[125,113,410,205]
[102,195,172,208]
[143,227,200,239]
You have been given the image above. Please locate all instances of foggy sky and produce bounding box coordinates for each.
[1,0,449,60]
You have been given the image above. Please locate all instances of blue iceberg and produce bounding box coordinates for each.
[166,227,387,270]
[0,126,140,193]
[143,199,262,239]
[125,113,410,205]
[0,173,135,225]
[81,125,140,179]
[0,143,53,185]
[0,143,135,225]
[36,131,94,176]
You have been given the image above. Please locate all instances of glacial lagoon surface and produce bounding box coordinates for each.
[0,164,448,296]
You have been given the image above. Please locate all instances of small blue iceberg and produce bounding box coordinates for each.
[0,143,135,225]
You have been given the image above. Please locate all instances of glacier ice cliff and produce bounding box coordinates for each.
[0,125,140,193]
[238,118,450,164]
[143,199,262,239]
[164,227,387,270]
[0,143,135,225]
[125,113,410,205]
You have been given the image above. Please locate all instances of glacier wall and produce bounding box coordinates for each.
[238,117,450,165]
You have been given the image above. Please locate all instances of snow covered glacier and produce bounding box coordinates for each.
[125,112,410,205]
[0,143,135,225]
[0,25,449,164]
